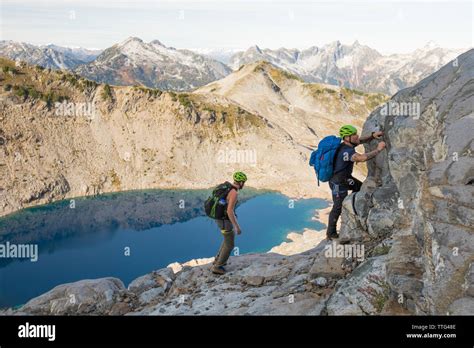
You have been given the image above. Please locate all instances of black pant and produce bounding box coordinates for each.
[327,176,362,236]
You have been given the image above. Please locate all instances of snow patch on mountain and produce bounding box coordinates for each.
[229,41,467,94]
[75,37,231,91]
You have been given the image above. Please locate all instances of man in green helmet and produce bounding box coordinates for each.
[327,125,385,240]
[211,171,247,275]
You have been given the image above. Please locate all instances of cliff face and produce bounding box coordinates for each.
[337,49,474,314]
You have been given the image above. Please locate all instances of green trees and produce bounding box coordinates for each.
[101,84,112,100]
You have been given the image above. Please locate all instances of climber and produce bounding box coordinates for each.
[205,171,247,275]
[326,125,385,240]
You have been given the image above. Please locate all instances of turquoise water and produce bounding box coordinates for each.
[0,189,328,308]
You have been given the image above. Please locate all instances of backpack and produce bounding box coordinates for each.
[309,135,342,186]
[204,181,235,219]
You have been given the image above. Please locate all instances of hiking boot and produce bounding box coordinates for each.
[327,233,339,240]
[211,266,226,275]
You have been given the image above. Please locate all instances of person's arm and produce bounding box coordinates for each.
[226,190,241,234]
[352,141,386,162]
[360,131,384,144]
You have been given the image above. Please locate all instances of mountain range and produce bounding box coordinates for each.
[0,38,466,94]
[0,40,100,70]
[74,37,232,91]
[227,41,465,95]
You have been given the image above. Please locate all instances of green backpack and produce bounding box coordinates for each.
[204,182,235,219]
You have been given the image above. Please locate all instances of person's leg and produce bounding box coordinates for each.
[327,182,348,238]
[214,233,231,266]
[214,220,225,262]
[214,220,235,268]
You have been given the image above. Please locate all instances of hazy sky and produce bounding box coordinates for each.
[0,0,472,53]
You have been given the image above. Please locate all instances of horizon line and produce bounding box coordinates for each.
[0,37,470,56]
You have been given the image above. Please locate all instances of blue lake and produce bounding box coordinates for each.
[0,188,328,308]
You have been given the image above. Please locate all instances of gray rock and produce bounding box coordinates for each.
[367,208,395,238]
[309,246,346,278]
[326,256,389,315]
[20,277,126,315]
[313,277,328,287]
[138,287,165,304]
[339,194,368,243]
[128,268,175,295]
[360,49,474,314]
[244,276,265,286]
[447,297,474,315]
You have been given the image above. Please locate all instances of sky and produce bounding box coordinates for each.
[0,0,472,54]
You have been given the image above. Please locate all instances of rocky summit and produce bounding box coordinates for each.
[74,37,231,91]
[0,49,472,316]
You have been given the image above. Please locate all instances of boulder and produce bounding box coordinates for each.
[138,287,165,304]
[447,297,474,315]
[128,268,175,296]
[309,245,346,278]
[326,256,389,315]
[20,278,126,315]
[244,276,265,286]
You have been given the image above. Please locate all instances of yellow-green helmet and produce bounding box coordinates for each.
[233,171,247,183]
[339,125,358,138]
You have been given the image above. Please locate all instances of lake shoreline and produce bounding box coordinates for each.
[165,204,332,274]
[0,189,330,308]
[0,180,333,219]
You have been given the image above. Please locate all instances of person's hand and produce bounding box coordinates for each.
[372,131,384,139]
[235,226,242,235]
[377,141,386,151]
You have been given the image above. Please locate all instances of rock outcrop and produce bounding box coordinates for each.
[337,49,474,314]
[6,278,128,315]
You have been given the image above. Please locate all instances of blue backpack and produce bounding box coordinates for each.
[309,135,341,185]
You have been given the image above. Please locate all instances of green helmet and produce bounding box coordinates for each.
[233,171,247,183]
[339,125,358,138]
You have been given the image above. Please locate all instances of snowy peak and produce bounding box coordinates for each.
[150,39,165,47]
[229,41,466,94]
[75,37,232,91]
[121,36,143,44]
[423,40,439,50]
[0,40,101,69]
[248,45,263,54]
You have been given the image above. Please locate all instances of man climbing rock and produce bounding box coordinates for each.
[327,125,385,240]
[206,172,247,275]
